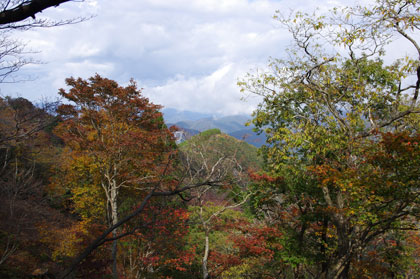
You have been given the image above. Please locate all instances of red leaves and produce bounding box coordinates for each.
[206,218,283,277]
[119,205,194,276]
[232,225,282,259]
[248,170,284,184]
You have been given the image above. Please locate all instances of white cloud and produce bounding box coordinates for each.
[68,43,102,58]
[0,0,374,114]
[145,63,263,115]
[50,60,115,88]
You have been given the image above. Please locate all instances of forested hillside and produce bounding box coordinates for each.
[1,0,420,279]
[179,128,263,170]
[165,111,266,147]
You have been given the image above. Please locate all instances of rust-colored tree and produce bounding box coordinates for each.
[53,74,177,278]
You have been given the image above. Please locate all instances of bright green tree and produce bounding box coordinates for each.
[240,0,420,278]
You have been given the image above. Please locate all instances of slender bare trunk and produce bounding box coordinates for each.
[110,183,119,279]
[329,257,348,279]
[202,229,209,279]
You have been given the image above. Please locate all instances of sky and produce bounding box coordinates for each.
[0,0,384,116]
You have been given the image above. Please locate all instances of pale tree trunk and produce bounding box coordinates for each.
[327,256,349,279]
[202,229,209,279]
[110,180,119,279]
[197,192,211,279]
[196,189,252,279]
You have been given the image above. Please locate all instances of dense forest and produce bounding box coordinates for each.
[1,0,420,278]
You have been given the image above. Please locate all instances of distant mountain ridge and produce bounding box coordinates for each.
[162,108,215,123]
[162,108,266,147]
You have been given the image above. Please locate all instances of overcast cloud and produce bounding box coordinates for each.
[1,0,361,115]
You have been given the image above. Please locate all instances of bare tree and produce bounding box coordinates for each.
[178,134,253,279]
[0,96,56,267]
[0,0,89,83]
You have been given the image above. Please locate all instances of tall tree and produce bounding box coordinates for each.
[54,75,176,278]
[240,0,420,278]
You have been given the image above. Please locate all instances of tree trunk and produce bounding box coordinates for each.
[328,254,350,279]
[110,183,119,279]
[202,230,209,279]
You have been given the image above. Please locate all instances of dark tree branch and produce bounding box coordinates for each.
[153,180,223,197]
[60,188,156,279]
[100,221,153,244]
[0,0,72,25]
[358,109,420,138]
[59,179,222,279]
[178,192,194,202]
[413,65,420,106]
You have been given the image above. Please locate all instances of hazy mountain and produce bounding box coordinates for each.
[229,128,266,148]
[171,115,251,134]
[162,108,266,147]
[162,108,215,123]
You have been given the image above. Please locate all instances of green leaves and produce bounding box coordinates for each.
[240,0,420,277]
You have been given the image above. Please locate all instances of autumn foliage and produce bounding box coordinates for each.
[2,1,420,277]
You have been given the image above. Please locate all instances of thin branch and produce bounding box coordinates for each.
[60,177,222,278]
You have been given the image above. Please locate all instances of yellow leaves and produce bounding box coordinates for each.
[221,261,251,279]
[38,220,90,262]
[341,36,352,45]
[71,182,106,222]
[86,130,97,141]
[50,150,107,222]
